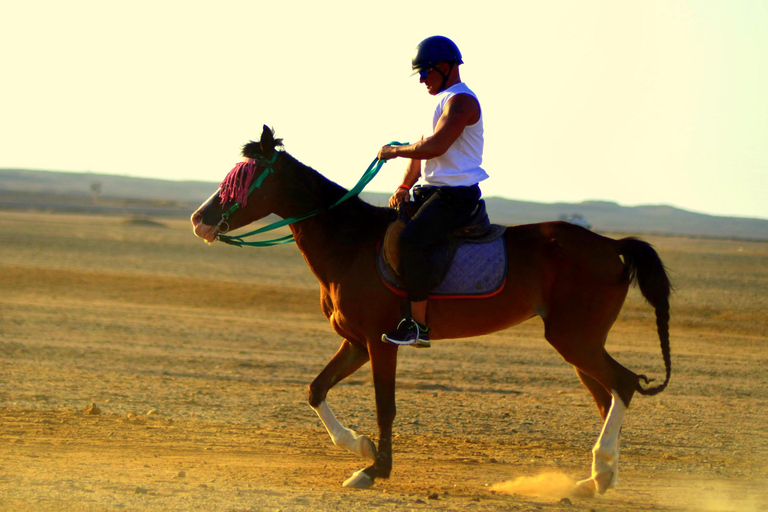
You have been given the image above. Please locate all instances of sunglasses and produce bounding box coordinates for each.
[417,68,433,79]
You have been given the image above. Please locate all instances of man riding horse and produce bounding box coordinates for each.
[190,36,672,496]
[379,35,487,348]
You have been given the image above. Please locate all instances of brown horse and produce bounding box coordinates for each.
[191,126,671,497]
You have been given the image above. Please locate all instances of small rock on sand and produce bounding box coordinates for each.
[84,404,101,415]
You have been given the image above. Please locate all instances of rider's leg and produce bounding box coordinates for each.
[411,300,427,326]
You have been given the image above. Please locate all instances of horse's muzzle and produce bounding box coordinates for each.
[190,210,217,243]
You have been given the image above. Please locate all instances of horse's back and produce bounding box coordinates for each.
[504,221,628,286]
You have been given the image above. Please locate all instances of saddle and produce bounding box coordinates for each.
[379,197,507,298]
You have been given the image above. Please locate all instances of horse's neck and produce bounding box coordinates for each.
[291,199,388,286]
[281,159,389,286]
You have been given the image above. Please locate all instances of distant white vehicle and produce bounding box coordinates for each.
[559,213,592,230]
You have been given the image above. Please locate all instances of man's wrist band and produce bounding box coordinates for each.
[398,184,411,191]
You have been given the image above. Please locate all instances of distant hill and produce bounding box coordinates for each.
[481,197,768,241]
[2,168,767,241]
[0,168,214,203]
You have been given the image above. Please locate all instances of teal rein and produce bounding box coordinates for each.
[216,142,408,247]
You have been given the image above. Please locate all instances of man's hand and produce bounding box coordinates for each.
[378,145,399,161]
[389,187,410,208]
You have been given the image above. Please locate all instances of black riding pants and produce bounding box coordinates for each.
[400,184,481,302]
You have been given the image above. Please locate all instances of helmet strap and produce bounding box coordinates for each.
[436,62,456,92]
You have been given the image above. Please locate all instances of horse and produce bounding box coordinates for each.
[190,125,672,497]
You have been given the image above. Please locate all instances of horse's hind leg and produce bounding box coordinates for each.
[568,350,638,497]
[546,312,639,497]
[575,368,612,421]
[308,339,376,462]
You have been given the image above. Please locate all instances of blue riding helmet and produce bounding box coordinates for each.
[411,36,463,79]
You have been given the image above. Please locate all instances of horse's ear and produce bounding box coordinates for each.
[241,126,282,159]
[260,125,276,158]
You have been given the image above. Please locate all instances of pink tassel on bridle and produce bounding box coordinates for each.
[219,158,257,207]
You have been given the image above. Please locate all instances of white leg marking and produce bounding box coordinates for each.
[311,401,377,461]
[592,390,626,490]
[572,390,627,498]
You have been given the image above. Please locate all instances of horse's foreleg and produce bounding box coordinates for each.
[313,401,377,461]
[308,340,376,461]
[343,341,398,489]
[572,390,627,497]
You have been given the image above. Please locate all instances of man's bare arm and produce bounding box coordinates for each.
[378,94,480,161]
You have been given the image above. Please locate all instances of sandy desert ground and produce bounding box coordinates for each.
[1,210,767,511]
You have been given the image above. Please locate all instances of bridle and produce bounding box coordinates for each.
[212,150,280,240]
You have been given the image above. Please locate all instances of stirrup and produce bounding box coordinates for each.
[381,318,430,347]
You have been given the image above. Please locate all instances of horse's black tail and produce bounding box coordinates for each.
[619,238,672,396]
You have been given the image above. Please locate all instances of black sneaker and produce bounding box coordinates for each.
[381,318,430,348]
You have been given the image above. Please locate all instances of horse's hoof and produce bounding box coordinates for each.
[357,435,378,462]
[570,478,596,498]
[593,470,615,494]
[342,469,374,489]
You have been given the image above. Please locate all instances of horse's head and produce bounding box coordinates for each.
[191,125,286,243]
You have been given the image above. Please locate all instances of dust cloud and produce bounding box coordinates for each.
[686,480,766,512]
[491,471,576,499]
[492,473,767,511]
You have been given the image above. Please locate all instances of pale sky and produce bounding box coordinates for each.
[2,1,767,219]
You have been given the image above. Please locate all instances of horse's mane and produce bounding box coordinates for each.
[241,138,283,158]
[278,152,392,245]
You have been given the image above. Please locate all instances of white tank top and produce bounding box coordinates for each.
[423,82,488,187]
